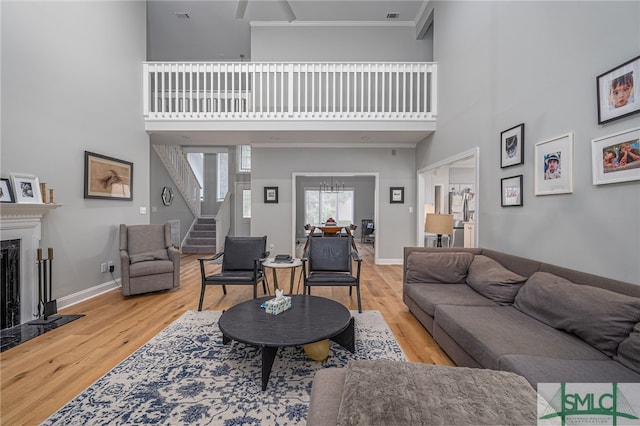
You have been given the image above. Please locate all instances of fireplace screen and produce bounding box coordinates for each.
[1,239,20,329]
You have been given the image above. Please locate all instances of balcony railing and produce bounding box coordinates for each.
[143,62,437,121]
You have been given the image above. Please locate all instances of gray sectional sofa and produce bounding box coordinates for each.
[402,247,640,385]
[307,247,640,425]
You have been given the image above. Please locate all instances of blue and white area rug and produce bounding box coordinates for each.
[43,310,406,425]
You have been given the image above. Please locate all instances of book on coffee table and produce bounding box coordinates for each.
[274,254,293,263]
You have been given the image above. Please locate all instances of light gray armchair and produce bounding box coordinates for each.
[119,223,180,296]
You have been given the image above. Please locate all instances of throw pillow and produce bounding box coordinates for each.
[514,271,640,357]
[405,252,474,284]
[616,322,640,374]
[129,248,169,264]
[466,255,527,305]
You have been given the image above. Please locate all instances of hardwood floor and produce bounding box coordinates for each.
[0,242,453,425]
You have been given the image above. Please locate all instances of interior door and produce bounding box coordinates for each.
[235,182,251,236]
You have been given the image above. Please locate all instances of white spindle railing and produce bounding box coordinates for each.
[143,62,437,121]
[152,144,202,217]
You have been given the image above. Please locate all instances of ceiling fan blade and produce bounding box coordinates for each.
[279,0,296,22]
[235,0,248,19]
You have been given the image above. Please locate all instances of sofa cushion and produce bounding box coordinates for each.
[616,322,640,374]
[513,271,640,357]
[129,249,169,264]
[405,252,474,284]
[335,360,537,426]
[435,305,608,370]
[404,283,496,317]
[498,355,640,387]
[466,255,527,305]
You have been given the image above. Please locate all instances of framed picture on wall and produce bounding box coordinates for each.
[84,151,133,200]
[534,133,573,196]
[501,175,523,207]
[390,187,404,204]
[592,127,640,185]
[10,173,43,204]
[264,186,278,204]
[500,123,525,168]
[597,55,640,125]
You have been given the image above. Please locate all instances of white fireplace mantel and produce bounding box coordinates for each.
[1,203,62,324]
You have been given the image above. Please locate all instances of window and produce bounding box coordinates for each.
[238,145,251,172]
[217,152,228,201]
[242,189,251,218]
[304,189,354,225]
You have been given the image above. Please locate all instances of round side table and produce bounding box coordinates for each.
[262,257,303,294]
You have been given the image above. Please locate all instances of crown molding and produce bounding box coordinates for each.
[250,21,416,28]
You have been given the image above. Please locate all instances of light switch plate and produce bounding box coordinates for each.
[139,207,147,215]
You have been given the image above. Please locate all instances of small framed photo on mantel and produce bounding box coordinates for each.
[10,173,43,204]
[500,123,525,168]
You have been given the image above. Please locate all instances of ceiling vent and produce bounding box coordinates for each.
[175,12,190,19]
[386,12,399,20]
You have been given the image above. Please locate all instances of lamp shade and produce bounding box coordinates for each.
[425,213,454,235]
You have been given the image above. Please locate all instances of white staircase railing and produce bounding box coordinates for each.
[143,62,437,121]
[216,192,232,253]
[153,144,202,217]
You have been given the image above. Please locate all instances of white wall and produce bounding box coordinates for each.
[1,1,149,300]
[252,147,415,263]
[417,1,640,284]
[251,24,432,61]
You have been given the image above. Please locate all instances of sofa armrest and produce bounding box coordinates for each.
[307,367,346,426]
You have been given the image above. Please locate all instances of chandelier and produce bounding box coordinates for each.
[320,176,344,193]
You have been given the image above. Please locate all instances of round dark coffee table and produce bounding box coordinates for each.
[219,295,355,390]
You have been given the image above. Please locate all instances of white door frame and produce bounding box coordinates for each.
[416,147,479,247]
[291,172,379,264]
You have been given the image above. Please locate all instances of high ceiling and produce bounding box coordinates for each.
[147,0,429,61]
[146,0,432,147]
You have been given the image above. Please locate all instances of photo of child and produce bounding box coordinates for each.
[543,152,561,180]
[609,71,634,110]
[602,139,640,173]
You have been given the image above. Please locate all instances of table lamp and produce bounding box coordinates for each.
[425,213,454,247]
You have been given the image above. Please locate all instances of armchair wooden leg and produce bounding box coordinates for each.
[222,285,227,295]
[198,284,207,311]
[253,285,257,299]
[356,285,362,313]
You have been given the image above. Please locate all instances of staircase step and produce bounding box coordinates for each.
[197,217,216,225]
[194,224,215,231]
[186,237,216,245]
[190,230,216,239]
[182,244,216,254]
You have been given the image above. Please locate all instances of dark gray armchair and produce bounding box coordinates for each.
[119,223,180,296]
[198,236,269,310]
[301,237,362,312]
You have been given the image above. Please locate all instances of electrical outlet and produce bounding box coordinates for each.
[270,244,274,252]
[101,263,107,273]
[108,261,114,272]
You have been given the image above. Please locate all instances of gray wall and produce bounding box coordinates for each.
[251,24,432,61]
[1,1,149,298]
[417,1,640,284]
[295,176,375,240]
[251,147,415,262]
[149,147,195,241]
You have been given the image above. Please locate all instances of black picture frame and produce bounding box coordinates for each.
[597,55,640,125]
[84,151,133,200]
[264,186,278,204]
[500,123,525,168]
[390,187,404,204]
[161,187,174,206]
[501,175,523,207]
[0,178,15,203]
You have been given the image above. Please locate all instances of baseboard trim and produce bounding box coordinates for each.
[57,279,121,311]
[376,258,402,265]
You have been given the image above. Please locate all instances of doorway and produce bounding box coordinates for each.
[235,181,251,236]
[291,172,379,263]
[416,147,479,247]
